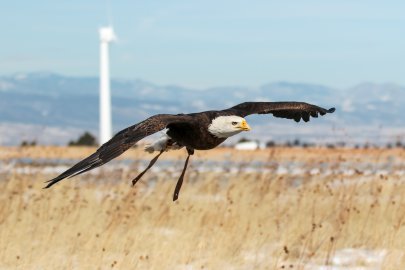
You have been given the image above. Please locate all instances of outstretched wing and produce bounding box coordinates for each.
[227,102,335,122]
[44,114,192,188]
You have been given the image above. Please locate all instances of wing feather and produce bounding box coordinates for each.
[227,102,335,122]
[44,114,192,188]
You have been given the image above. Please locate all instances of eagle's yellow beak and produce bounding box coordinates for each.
[239,119,251,131]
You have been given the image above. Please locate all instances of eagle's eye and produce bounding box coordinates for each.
[231,121,238,126]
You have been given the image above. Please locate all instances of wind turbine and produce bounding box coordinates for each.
[99,26,116,145]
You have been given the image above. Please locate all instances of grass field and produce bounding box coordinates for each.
[0,146,404,269]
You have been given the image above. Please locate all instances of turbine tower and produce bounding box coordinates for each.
[99,26,116,145]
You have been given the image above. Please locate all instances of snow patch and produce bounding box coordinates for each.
[342,99,355,112]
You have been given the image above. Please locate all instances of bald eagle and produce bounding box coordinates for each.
[45,102,335,201]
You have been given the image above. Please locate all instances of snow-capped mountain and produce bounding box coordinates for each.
[0,72,403,145]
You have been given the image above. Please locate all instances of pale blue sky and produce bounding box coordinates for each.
[1,1,404,88]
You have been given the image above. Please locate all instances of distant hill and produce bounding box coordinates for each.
[0,72,404,145]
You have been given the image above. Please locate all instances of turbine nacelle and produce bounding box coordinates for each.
[99,26,116,43]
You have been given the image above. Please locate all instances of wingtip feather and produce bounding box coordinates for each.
[43,180,56,189]
[327,107,336,113]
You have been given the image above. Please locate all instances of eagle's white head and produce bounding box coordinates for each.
[208,116,251,138]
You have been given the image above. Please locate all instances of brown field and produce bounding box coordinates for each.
[0,146,405,269]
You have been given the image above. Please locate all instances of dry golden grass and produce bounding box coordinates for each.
[0,146,405,269]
